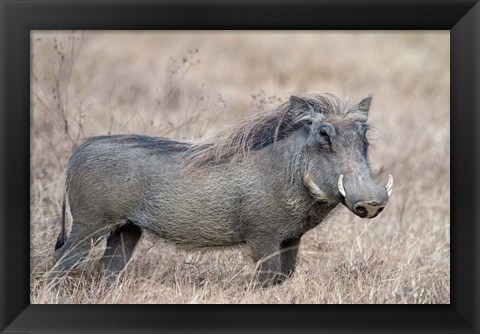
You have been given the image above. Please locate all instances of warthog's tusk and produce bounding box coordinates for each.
[386,174,394,196]
[337,174,346,197]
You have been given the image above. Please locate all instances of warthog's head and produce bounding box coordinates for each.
[291,94,392,218]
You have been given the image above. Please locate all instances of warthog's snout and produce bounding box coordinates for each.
[338,174,393,219]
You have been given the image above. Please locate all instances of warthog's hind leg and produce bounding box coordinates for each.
[99,222,143,282]
[49,222,108,286]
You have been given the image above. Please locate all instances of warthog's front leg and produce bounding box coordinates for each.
[280,237,301,279]
[248,238,283,288]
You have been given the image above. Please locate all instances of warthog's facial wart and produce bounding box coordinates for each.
[304,173,331,203]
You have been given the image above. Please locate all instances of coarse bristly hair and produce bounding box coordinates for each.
[184,93,360,167]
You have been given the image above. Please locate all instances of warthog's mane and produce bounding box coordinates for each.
[79,94,359,167]
[185,93,356,167]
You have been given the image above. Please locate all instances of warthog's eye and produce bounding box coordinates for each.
[316,124,334,149]
[318,123,336,137]
[319,127,329,137]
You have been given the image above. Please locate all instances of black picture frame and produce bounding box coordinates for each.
[1,0,479,333]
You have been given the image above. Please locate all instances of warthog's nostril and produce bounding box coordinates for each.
[354,205,368,218]
[354,202,386,218]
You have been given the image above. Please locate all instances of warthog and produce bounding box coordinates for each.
[52,93,393,287]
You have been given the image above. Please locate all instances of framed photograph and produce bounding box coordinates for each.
[1,0,479,333]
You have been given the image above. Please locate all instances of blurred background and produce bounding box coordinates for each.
[30,31,449,304]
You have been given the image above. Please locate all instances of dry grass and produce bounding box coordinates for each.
[30,31,450,304]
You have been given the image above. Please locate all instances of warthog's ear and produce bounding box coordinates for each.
[356,96,372,122]
[290,96,314,115]
[290,96,317,126]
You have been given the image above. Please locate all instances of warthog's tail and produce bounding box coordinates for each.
[54,194,67,251]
